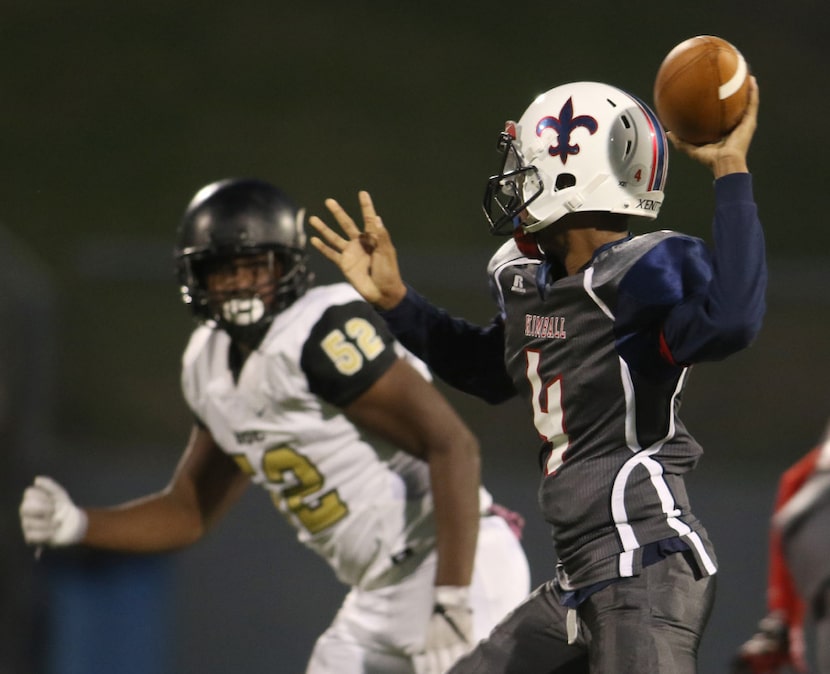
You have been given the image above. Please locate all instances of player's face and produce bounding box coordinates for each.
[204,253,278,290]
[203,253,283,327]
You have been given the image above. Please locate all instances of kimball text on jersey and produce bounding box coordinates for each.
[525,314,566,340]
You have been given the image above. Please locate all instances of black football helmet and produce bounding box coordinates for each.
[174,178,312,344]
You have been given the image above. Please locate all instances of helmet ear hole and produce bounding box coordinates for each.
[555,173,576,191]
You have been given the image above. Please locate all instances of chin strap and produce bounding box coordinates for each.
[522,178,664,234]
[522,174,609,233]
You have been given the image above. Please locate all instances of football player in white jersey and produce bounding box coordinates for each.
[18,178,530,674]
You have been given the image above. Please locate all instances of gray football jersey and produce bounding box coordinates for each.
[488,235,717,589]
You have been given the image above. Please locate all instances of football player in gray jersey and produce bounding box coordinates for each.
[19,178,531,674]
[309,77,765,673]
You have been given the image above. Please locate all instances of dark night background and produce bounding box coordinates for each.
[2,1,829,672]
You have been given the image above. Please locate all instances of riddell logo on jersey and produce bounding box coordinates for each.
[525,314,566,339]
[511,275,527,294]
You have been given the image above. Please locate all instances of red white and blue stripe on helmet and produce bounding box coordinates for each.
[629,93,668,192]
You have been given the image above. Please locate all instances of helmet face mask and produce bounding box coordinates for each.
[194,251,281,324]
[483,81,668,236]
[484,132,545,236]
[175,179,312,345]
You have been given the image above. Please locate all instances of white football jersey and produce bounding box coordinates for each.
[181,283,488,590]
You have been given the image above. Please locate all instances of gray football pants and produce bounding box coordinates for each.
[449,550,715,674]
[813,583,830,674]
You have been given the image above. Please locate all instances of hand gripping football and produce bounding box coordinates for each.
[653,35,750,145]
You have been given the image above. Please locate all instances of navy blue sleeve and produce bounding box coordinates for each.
[615,173,766,376]
[378,288,516,404]
[663,173,767,363]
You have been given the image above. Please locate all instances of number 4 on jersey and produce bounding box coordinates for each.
[526,350,570,475]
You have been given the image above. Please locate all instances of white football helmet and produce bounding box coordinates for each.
[484,81,668,234]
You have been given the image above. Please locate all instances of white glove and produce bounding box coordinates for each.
[19,476,88,548]
[413,585,474,674]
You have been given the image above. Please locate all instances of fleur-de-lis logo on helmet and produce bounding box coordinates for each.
[536,98,598,164]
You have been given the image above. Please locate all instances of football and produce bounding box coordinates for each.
[653,35,750,145]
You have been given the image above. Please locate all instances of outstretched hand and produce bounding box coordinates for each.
[669,75,759,178]
[309,191,407,311]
